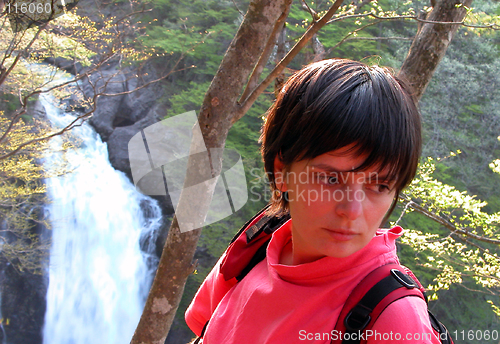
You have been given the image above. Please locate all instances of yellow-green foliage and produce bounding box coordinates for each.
[0,113,50,274]
[397,155,500,317]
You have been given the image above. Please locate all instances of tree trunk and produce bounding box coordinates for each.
[274,24,287,97]
[399,0,473,100]
[130,1,293,343]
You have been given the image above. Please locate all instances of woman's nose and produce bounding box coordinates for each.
[334,186,363,220]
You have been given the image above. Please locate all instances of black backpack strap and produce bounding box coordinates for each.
[244,211,290,243]
[192,321,209,344]
[196,207,290,341]
[335,265,454,344]
[231,209,289,281]
[341,269,420,344]
[236,238,271,281]
[228,205,290,243]
[428,310,453,344]
[228,205,271,244]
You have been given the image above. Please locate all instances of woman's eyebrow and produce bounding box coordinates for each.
[309,164,343,173]
[310,164,397,182]
[309,163,359,173]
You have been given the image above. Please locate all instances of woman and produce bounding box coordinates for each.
[185,59,442,343]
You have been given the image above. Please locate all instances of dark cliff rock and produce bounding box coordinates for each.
[82,68,128,141]
[0,262,47,344]
[44,57,84,76]
[79,62,176,258]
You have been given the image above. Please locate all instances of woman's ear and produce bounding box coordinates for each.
[273,156,287,192]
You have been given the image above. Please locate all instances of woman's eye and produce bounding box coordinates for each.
[317,175,338,185]
[379,185,390,192]
[368,184,390,193]
[327,176,338,185]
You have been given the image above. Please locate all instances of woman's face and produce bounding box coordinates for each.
[275,146,397,265]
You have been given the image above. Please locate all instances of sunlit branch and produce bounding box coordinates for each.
[327,11,500,30]
[400,195,500,245]
[237,0,344,120]
[99,66,194,97]
[0,51,118,147]
[0,21,48,86]
[342,36,413,41]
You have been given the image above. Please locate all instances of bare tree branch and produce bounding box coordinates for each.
[329,20,381,52]
[301,0,319,22]
[0,101,97,161]
[0,51,192,161]
[326,11,500,30]
[342,36,414,41]
[236,0,344,121]
[231,0,244,16]
[99,67,194,97]
[0,21,49,86]
[0,51,118,147]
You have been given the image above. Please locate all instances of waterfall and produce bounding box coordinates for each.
[41,74,161,344]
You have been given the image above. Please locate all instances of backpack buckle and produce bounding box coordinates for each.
[344,305,372,332]
[390,269,418,289]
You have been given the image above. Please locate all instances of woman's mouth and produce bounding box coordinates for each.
[323,228,358,241]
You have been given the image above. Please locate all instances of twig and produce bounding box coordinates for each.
[99,65,195,97]
[301,0,318,22]
[328,11,500,30]
[343,36,414,41]
[329,20,381,52]
[0,21,49,86]
[395,200,412,226]
[231,0,244,16]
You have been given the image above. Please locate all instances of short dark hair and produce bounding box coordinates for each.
[260,59,421,220]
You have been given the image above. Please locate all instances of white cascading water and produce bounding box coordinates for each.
[41,76,161,344]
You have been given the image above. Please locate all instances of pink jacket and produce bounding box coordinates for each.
[186,220,441,343]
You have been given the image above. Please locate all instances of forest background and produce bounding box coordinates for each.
[141,0,500,341]
[0,0,500,343]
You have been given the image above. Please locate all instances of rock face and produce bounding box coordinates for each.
[0,263,47,344]
[82,63,160,174]
[79,61,175,256]
[44,57,83,76]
